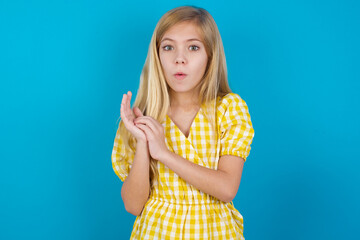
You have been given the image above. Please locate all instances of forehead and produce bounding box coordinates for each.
[161,21,203,42]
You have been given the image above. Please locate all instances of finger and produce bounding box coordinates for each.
[121,94,126,114]
[120,95,126,119]
[121,97,134,126]
[135,117,163,134]
[123,92,135,120]
[127,91,132,113]
[134,117,158,133]
[136,123,155,140]
[121,94,130,117]
[121,96,129,119]
[133,107,144,117]
[121,102,131,125]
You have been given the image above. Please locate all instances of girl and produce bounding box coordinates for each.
[112,6,255,239]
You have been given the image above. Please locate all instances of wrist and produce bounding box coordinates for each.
[158,149,172,163]
[136,139,148,148]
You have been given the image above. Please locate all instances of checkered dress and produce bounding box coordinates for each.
[112,93,255,239]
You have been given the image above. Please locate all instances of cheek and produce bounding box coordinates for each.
[159,55,171,73]
[195,58,208,80]
[196,56,208,72]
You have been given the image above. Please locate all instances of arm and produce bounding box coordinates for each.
[121,140,150,216]
[119,91,150,216]
[159,151,244,203]
[134,116,245,203]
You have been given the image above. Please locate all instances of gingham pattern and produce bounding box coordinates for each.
[112,93,255,239]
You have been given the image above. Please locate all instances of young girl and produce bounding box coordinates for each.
[112,6,255,239]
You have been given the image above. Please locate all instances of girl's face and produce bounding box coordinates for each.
[159,21,208,97]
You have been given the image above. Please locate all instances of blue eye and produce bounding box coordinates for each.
[163,45,173,51]
[189,45,199,51]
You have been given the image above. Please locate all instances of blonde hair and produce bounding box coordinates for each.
[118,5,231,188]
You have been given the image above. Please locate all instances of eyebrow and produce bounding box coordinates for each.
[160,38,203,43]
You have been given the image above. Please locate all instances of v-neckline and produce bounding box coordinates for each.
[166,107,201,139]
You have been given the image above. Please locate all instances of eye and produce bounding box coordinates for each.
[189,45,200,51]
[162,45,173,51]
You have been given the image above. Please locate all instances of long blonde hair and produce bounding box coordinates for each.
[118,6,231,188]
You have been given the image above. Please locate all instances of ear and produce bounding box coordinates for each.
[133,107,144,117]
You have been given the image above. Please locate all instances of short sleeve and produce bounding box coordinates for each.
[111,123,135,182]
[218,93,255,161]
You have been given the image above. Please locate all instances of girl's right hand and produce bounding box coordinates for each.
[120,91,147,142]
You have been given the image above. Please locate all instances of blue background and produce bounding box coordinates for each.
[1,0,359,239]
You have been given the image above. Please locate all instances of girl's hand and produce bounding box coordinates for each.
[120,91,146,142]
[133,116,169,160]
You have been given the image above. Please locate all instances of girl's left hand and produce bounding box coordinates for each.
[134,116,168,161]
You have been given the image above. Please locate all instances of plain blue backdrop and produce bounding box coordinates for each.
[1,0,359,239]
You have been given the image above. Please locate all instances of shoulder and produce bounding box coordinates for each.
[218,92,242,104]
[216,92,253,131]
[217,92,248,116]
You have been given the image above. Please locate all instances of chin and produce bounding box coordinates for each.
[169,86,194,93]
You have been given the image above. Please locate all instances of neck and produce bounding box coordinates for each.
[169,89,200,110]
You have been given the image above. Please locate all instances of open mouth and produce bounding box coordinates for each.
[174,73,187,80]
[175,72,186,76]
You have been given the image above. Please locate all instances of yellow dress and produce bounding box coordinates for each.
[112,93,255,239]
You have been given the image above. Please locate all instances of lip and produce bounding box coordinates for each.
[174,72,187,80]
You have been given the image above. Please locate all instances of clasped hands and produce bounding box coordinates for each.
[121,91,169,161]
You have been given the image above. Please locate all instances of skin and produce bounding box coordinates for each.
[120,21,245,215]
[120,91,150,216]
[159,21,208,108]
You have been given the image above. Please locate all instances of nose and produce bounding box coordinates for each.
[175,58,185,64]
[175,50,187,64]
